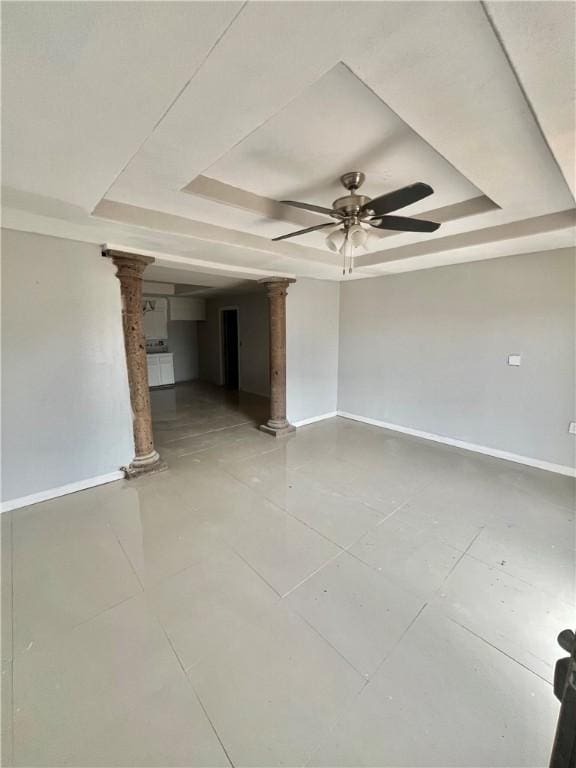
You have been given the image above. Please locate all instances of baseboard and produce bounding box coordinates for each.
[0,471,125,513]
[337,411,576,477]
[292,411,338,427]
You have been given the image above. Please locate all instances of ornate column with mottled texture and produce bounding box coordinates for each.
[104,249,164,476]
[259,277,296,437]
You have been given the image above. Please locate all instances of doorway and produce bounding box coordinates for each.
[220,308,239,390]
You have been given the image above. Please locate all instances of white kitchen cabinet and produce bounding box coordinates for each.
[146,353,174,388]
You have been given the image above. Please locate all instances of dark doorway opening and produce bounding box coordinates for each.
[221,308,239,390]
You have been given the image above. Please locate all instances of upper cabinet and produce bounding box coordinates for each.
[169,297,206,322]
[142,295,206,338]
[142,296,168,339]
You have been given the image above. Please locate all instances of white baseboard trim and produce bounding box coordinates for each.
[337,411,576,477]
[292,411,338,428]
[1,471,125,513]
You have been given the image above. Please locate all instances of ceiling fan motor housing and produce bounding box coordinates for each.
[332,194,372,219]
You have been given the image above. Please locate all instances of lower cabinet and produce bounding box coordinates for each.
[147,353,175,388]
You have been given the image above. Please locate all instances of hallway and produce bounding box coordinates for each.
[4,381,573,766]
[151,380,269,460]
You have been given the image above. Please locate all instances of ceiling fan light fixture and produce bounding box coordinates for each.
[274,173,439,275]
[348,223,367,248]
[361,228,379,250]
[325,227,346,252]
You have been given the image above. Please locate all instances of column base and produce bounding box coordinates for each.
[259,422,296,438]
[122,451,168,479]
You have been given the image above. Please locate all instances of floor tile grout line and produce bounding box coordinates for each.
[446,617,553,687]
[219,462,351,553]
[441,526,486,584]
[161,419,252,446]
[170,428,261,458]
[464,550,576,609]
[188,681,236,768]
[280,548,348,599]
[218,449,453,580]
[174,435,284,463]
[304,600,430,768]
[109,527,146,593]
[414,526,487,611]
[291,608,368,682]
[64,592,142,635]
[369,600,430,682]
[228,545,283,599]
[152,612,236,768]
[12,591,143,664]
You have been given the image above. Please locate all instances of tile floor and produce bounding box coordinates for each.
[2,381,575,767]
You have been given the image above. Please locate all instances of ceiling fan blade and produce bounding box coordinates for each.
[362,182,434,216]
[280,200,337,217]
[369,215,440,233]
[272,221,335,242]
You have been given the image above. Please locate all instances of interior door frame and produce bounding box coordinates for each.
[218,306,241,390]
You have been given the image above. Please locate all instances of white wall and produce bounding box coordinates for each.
[168,320,199,382]
[338,249,576,470]
[1,229,134,505]
[198,292,270,397]
[287,278,340,425]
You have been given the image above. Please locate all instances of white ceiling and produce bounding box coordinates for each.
[2,1,574,282]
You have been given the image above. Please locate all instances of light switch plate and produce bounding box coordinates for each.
[507,354,521,366]
[569,422,576,435]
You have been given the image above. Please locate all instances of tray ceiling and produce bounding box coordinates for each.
[2,1,574,281]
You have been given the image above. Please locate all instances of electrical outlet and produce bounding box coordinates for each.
[507,354,521,366]
[569,422,576,435]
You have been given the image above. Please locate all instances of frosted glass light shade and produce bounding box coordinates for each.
[362,228,379,250]
[348,224,367,247]
[326,228,345,252]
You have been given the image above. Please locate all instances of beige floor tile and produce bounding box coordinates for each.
[497,462,576,512]
[188,602,364,767]
[100,480,226,588]
[487,485,576,551]
[468,523,576,605]
[311,610,558,767]
[396,478,492,550]
[217,495,342,596]
[149,546,280,671]
[13,595,228,767]
[298,440,437,516]
[350,513,462,600]
[285,552,425,677]
[12,495,141,656]
[6,382,570,767]
[429,554,575,682]
[227,455,384,548]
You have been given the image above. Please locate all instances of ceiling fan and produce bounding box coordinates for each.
[272,172,441,273]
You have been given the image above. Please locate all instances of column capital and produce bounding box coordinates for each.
[258,277,296,297]
[102,249,154,278]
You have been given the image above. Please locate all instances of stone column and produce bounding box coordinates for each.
[103,249,164,476]
[259,277,296,437]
